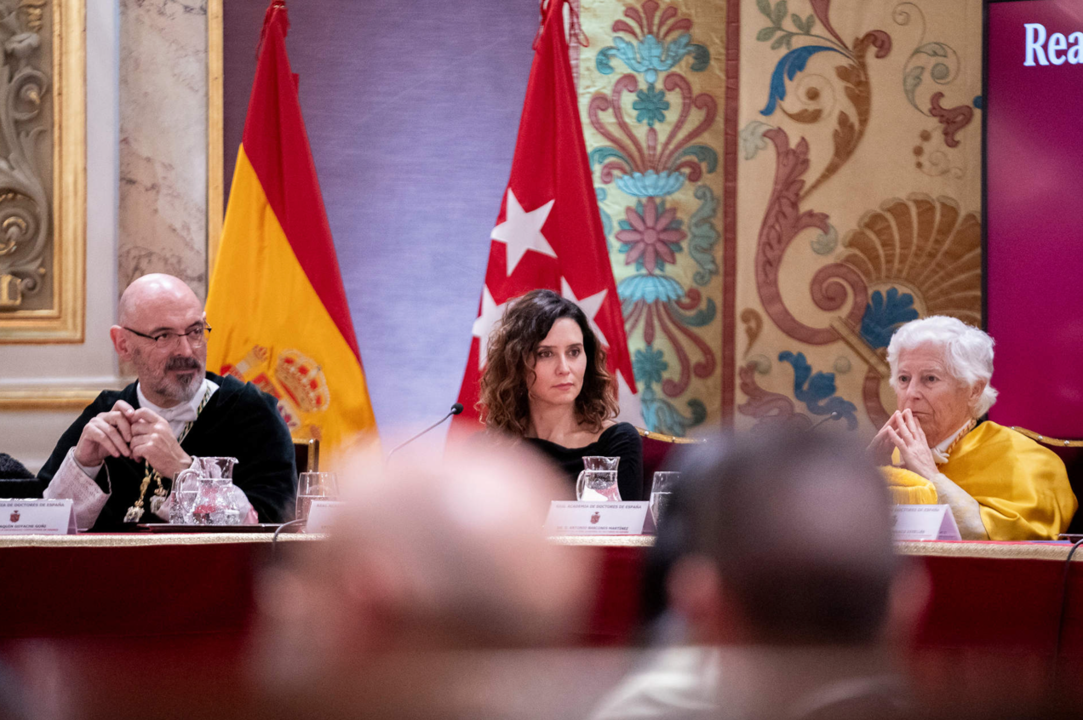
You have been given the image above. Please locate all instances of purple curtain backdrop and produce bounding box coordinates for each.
[224,0,539,441]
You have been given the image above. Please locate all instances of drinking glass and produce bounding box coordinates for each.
[650,471,680,526]
[576,469,621,502]
[297,471,338,522]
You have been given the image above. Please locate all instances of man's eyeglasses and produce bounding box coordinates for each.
[122,324,212,349]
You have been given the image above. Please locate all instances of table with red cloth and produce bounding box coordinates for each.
[2,534,1083,708]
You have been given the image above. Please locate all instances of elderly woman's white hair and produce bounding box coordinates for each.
[886,315,999,418]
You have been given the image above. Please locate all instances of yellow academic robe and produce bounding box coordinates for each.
[939,421,1078,540]
[882,466,939,505]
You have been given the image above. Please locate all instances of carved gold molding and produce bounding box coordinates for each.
[207,0,223,275]
[0,387,98,410]
[0,375,131,411]
[0,0,87,343]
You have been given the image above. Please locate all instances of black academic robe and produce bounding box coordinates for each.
[38,373,297,531]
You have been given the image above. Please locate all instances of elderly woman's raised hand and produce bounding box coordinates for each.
[882,409,939,480]
[867,417,897,466]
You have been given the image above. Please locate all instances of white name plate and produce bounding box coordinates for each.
[305,500,345,533]
[545,501,650,536]
[0,499,77,535]
[892,504,961,542]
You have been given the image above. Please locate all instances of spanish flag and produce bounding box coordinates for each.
[206,1,377,454]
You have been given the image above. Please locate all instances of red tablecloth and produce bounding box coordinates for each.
[3,536,1083,704]
[1,540,262,638]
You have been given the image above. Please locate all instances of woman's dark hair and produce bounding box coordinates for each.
[478,289,618,436]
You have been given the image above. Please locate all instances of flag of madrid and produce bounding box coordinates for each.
[454,0,636,429]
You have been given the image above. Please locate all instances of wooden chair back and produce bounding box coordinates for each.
[293,438,320,474]
[637,427,703,495]
[1010,426,1083,535]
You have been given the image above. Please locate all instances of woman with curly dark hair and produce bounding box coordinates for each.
[478,289,643,501]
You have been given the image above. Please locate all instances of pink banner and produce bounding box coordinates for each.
[987,0,1083,436]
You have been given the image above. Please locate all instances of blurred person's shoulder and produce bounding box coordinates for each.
[589,646,724,720]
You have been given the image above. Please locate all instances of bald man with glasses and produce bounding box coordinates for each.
[38,274,296,531]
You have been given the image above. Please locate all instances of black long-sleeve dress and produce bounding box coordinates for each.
[525,422,644,501]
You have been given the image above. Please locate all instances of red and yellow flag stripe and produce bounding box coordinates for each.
[206,2,376,454]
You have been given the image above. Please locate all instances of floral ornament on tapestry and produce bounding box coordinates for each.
[587,0,721,437]
[738,0,981,432]
[893,2,978,179]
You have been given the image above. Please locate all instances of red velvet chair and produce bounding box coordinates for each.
[1010,426,1083,536]
[636,427,703,495]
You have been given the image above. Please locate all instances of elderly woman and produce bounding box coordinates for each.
[870,316,1077,540]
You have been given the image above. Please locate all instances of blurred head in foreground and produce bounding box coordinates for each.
[666,429,922,647]
[257,439,595,686]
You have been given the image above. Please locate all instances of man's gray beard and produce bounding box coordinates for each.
[155,370,204,404]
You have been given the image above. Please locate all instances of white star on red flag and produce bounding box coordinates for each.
[471,285,506,370]
[490,188,556,275]
[560,276,609,349]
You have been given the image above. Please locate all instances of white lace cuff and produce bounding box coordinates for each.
[43,449,111,531]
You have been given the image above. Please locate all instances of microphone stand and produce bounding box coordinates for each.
[282,404,465,538]
[386,403,464,459]
[807,411,842,432]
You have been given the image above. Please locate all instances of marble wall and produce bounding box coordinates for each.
[118,0,208,300]
[0,0,123,470]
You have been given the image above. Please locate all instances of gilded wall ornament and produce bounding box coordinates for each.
[0,0,86,343]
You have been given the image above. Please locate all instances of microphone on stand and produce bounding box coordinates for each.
[807,411,842,432]
[386,403,464,458]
